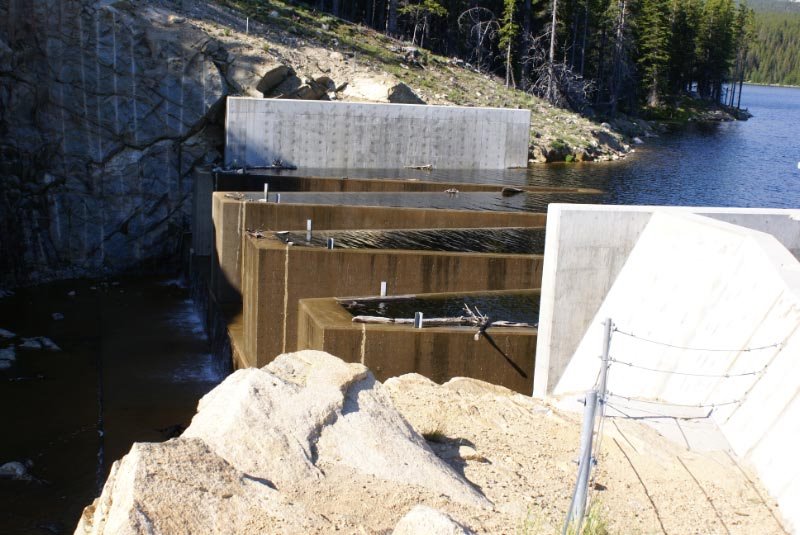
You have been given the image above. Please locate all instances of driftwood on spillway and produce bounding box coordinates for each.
[336,294,420,306]
[350,315,533,329]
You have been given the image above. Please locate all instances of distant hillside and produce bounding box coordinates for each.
[744,0,800,86]
[746,0,800,13]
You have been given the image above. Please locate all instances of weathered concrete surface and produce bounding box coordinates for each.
[211,193,547,304]
[0,1,230,285]
[225,98,531,170]
[553,212,800,533]
[297,292,537,394]
[534,204,800,397]
[243,236,542,366]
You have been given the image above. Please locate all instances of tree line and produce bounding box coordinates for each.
[745,11,800,86]
[301,0,756,115]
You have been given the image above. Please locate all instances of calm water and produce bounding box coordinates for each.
[0,279,225,534]
[256,85,800,208]
[566,84,800,207]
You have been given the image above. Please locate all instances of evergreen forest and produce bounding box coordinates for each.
[746,1,800,86]
[260,0,761,114]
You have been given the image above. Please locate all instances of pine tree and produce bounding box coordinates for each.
[637,0,672,106]
[499,0,520,87]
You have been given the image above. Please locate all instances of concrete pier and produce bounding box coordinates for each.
[211,193,547,304]
[225,98,531,169]
[241,234,542,367]
[297,290,538,394]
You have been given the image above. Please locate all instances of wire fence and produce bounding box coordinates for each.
[562,318,785,534]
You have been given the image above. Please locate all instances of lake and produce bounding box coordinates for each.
[537,84,800,208]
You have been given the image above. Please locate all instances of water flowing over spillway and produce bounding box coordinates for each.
[276,227,546,254]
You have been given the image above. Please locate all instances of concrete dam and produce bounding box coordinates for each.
[200,97,585,394]
[193,98,800,531]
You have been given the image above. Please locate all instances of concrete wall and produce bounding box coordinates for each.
[213,172,599,194]
[534,204,800,397]
[242,235,542,367]
[552,212,800,533]
[225,98,531,169]
[297,292,537,394]
[211,192,547,304]
[192,167,214,256]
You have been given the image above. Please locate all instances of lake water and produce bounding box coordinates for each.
[560,84,800,208]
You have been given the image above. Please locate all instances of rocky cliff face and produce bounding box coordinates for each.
[0,0,228,285]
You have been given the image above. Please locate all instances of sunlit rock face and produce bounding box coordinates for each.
[0,1,227,285]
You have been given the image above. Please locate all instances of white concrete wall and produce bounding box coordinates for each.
[224,98,531,169]
[552,212,800,532]
[534,204,800,398]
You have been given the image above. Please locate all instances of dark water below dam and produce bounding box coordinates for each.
[0,279,225,534]
[279,227,546,255]
[342,291,540,326]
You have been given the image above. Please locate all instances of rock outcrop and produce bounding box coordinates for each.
[75,438,330,535]
[0,1,227,285]
[75,350,788,534]
[78,350,488,534]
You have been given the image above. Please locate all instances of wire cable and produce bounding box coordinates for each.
[613,327,781,353]
[607,357,767,378]
[608,392,742,409]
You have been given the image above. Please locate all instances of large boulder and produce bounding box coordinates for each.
[255,64,294,95]
[77,351,488,534]
[342,75,425,104]
[184,350,488,507]
[388,82,426,104]
[75,438,329,534]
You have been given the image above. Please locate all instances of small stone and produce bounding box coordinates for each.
[0,328,15,338]
[51,312,64,320]
[67,290,76,297]
[0,461,33,481]
[393,505,474,534]
[19,338,43,350]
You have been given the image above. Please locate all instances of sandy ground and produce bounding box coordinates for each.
[381,374,789,534]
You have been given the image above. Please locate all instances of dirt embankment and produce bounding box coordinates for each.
[176,0,638,163]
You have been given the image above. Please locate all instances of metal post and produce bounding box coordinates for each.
[597,318,613,401]
[414,312,424,329]
[276,193,281,203]
[380,281,387,297]
[565,390,598,535]
[263,183,269,202]
[246,17,249,34]
[326,237,334,249]
[306,219,312,242]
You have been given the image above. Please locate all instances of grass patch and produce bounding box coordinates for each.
[421,424,448,443]
[565,502,610,535]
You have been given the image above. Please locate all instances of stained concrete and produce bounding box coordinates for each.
[225,98,531,169]
[211,193,547,304]
[242,235,542,367]
[551,212,800,533]
[534,204,800,398]
[297,290,537,394]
